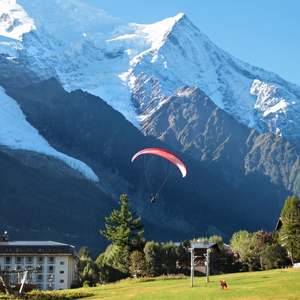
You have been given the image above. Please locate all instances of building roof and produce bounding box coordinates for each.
[0,241,75,255]
[191,242,218,250]
[275,217,283,231]
[0,241,71,246]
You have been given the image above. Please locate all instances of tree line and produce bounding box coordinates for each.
[77,194,300,286]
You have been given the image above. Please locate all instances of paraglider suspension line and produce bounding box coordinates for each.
[143,156,152,193]
[154,170,171,198]
[143,156,173,200]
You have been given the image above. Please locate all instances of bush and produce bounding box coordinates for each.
[129,251,147,277]
[103,244,130,274]
[230,230,276,271]
[96,248,128,283]
[161,243,178,275]
[261,244,290,270]
[144,241,163,276]
[77,247,98,287]
[25,290,93,300]
[143,241,189,277]
[210,248,244,274]
[0,294,15,300]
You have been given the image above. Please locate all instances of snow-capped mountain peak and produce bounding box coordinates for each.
[1,1,300,141]
[131,13,185,53]
[17,0,122,44]
[0,0,35,41]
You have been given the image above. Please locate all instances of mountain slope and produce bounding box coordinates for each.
[1,0,300,140]
[128,14,300,140]
[0,86,98,181]
[0,78,288,249]
[143,87,300,196]
[0,147,114,251]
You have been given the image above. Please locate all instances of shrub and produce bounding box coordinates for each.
[77,247,98,287]
[161,242,178,274]
[25,290,93,300]
[261,244,290,270]
[0,294,15,300]
[144,241,163,276]
[96,248,128,283]
[129,251,147,277]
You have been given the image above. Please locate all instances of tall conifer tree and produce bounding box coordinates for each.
[101,194,144,251]
[279,196,300,264]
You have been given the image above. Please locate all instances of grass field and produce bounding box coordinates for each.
[81,268,300,300]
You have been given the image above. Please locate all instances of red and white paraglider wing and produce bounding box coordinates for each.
[131,148,187,178]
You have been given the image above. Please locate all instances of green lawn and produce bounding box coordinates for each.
[82,268,300,300]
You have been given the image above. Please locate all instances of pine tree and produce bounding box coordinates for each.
[279,196,300,264]
[100,194,144,251]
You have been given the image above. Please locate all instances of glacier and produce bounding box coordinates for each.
[0,86,99,182]
[0,0,300,140]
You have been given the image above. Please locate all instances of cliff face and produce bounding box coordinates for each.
[143,87,300,196]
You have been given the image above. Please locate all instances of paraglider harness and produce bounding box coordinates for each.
[149,193,157,203]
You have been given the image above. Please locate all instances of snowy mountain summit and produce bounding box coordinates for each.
[0,0,35,41]
[1,0,300,141]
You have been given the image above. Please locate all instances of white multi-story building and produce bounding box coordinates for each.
[0,232,77,290]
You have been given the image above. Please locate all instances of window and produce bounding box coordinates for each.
[9,274,16,284]
[16,257,23,264]
[26,257,33,264]
[37,257,44,264]
[60,261,65,265]
[5,257,11,264]
[48,257,55,264]
[60,279,64,283]
[48,266,55,273]
[16,265,22,271]
[37,274,43,282]
[59,270,64,274]
[36,265,44,273]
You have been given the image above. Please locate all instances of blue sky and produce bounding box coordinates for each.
[87,0,300,85]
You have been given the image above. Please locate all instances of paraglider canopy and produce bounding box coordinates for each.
[131,147,187,178]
